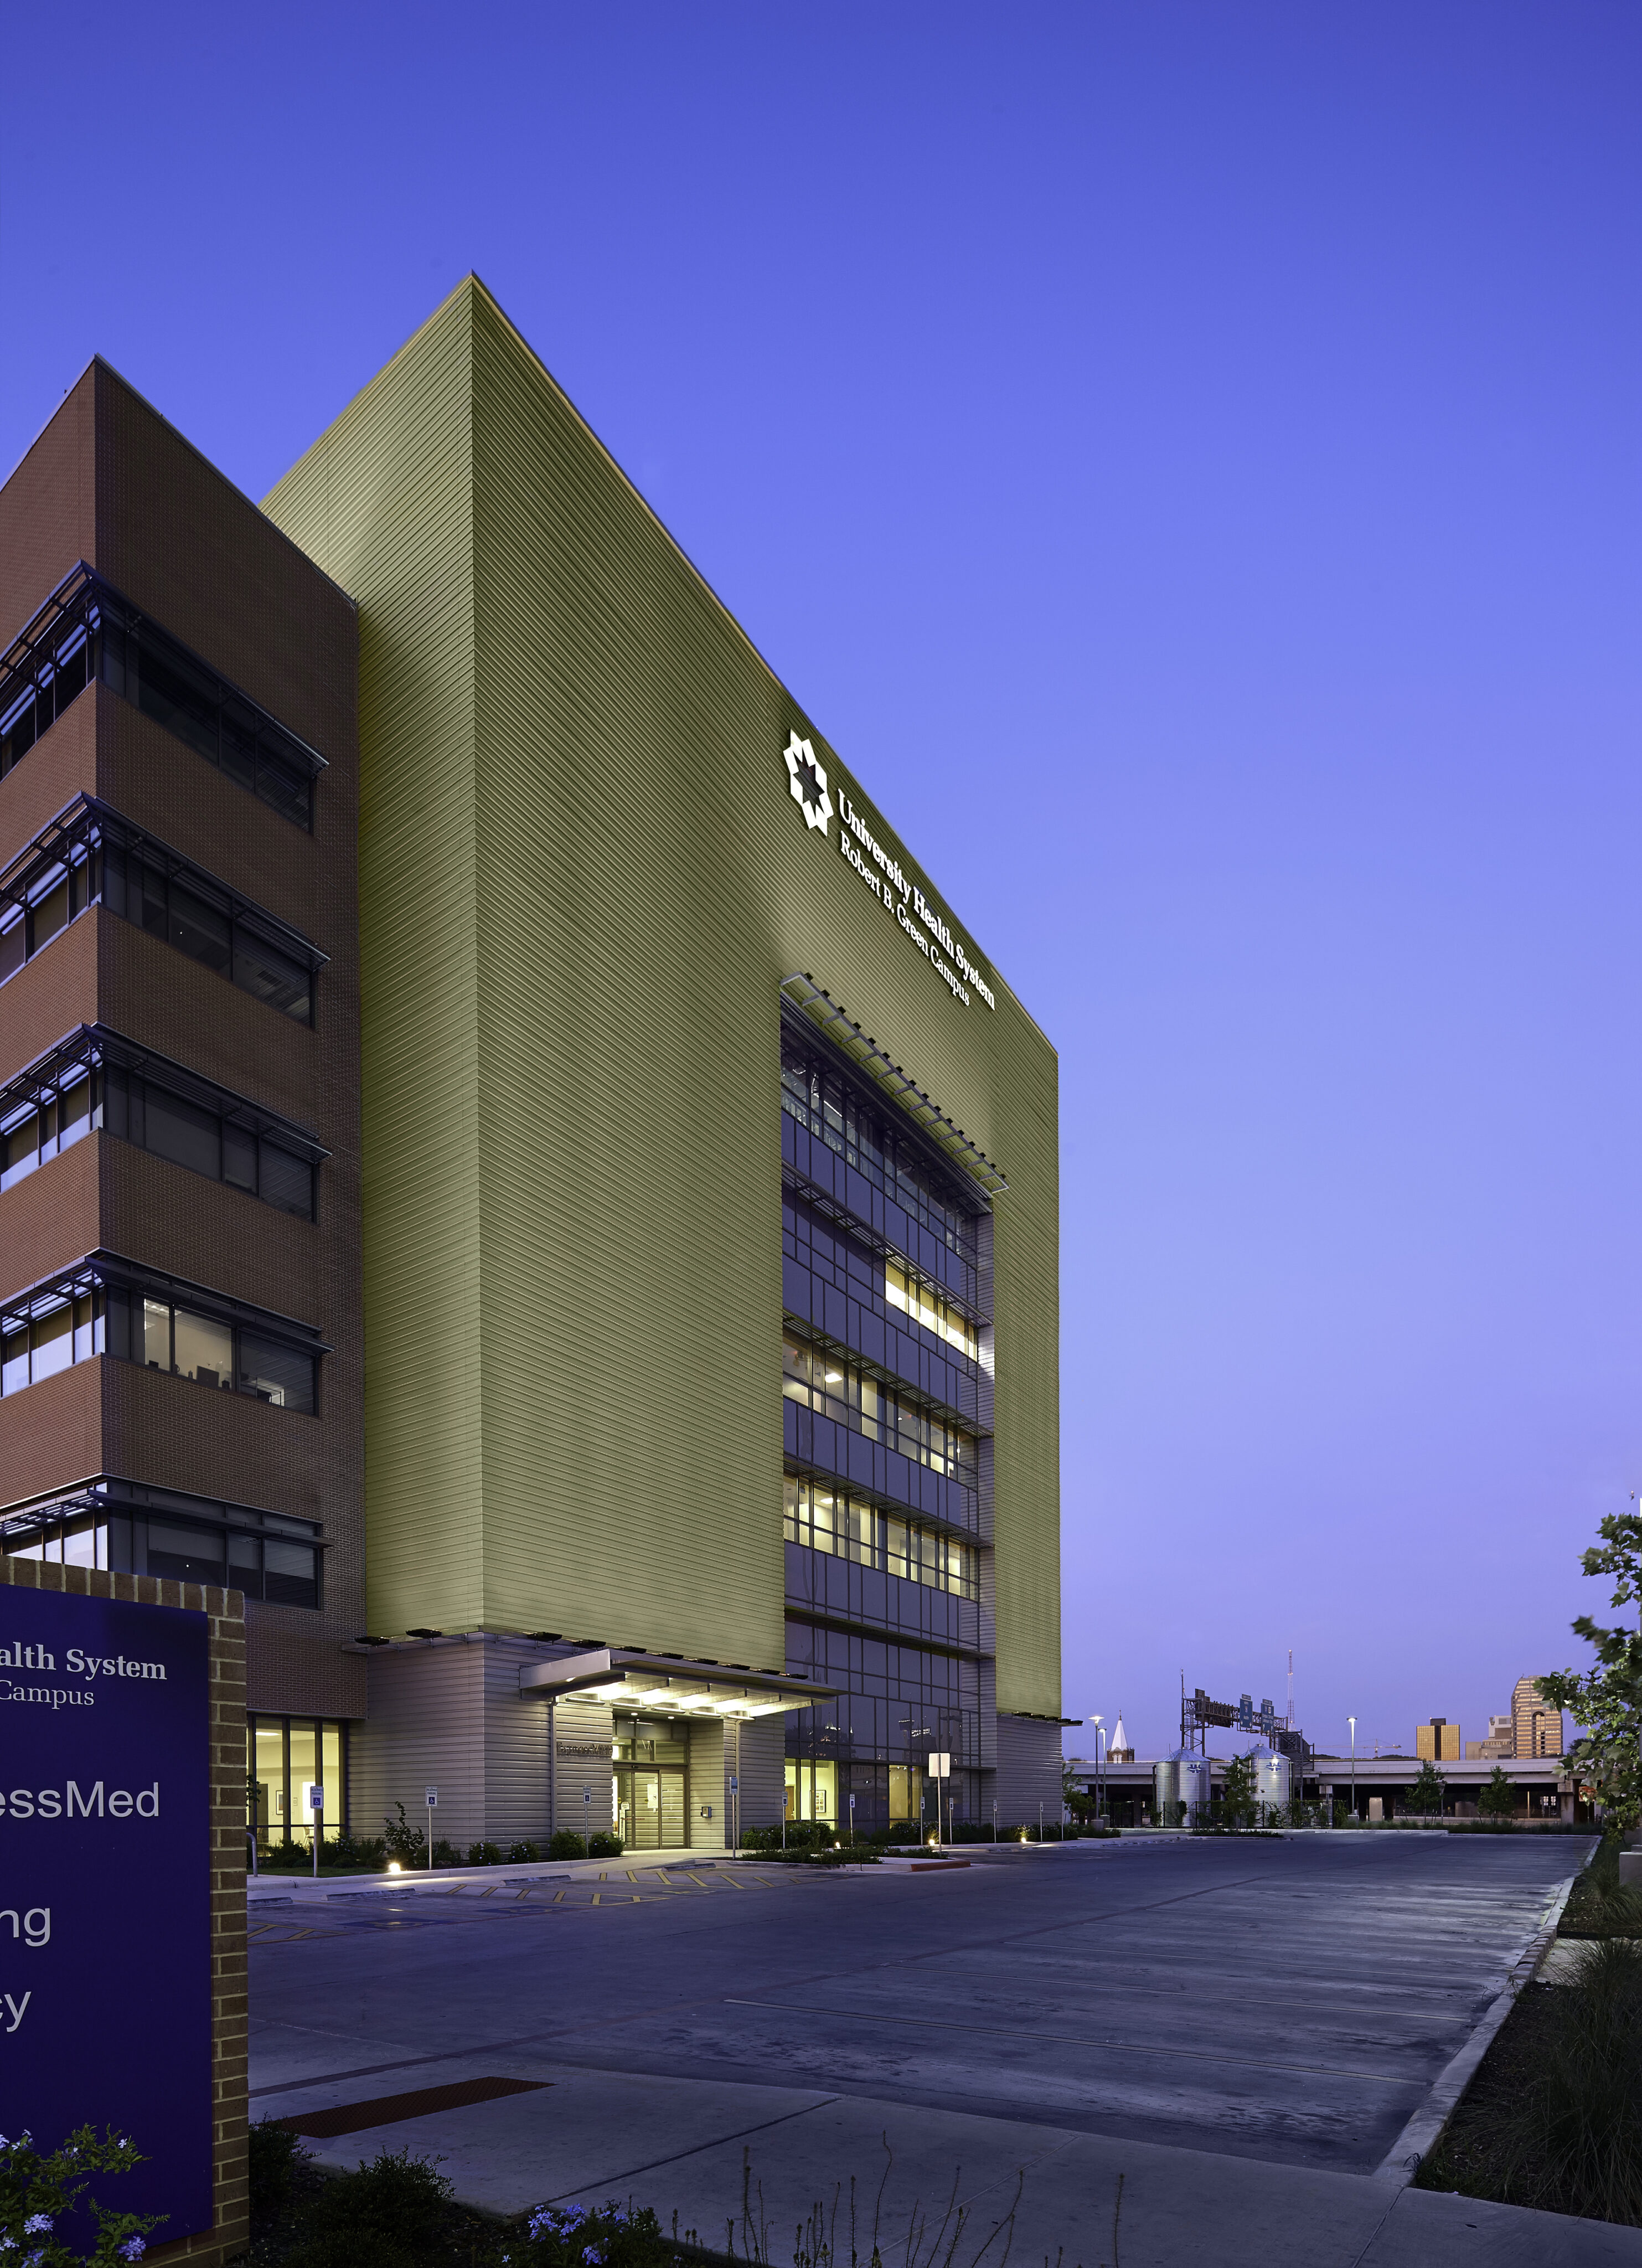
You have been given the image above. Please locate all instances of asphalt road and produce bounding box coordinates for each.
[249,1832,1580,2174]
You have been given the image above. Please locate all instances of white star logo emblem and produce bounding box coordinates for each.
[783,731,833,833]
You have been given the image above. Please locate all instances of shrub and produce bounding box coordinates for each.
[319,1832,386,1870]
[431,1838,461,1867]
[0,2125,162,2266]
[587,1831,623,1858]
[742,1821,834,1852]
[281,2146,455,2267]
[383,1802,426,1865]
[249,2119,307,2219]
[507,1841,541,1863]
[466,1841,503,1867]
[548,1830,587,1860]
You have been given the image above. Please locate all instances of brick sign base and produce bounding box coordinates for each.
[0,1558,247,2266]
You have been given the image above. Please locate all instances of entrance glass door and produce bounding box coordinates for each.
[615,1766,684,1848]
[613,1715,688,1850]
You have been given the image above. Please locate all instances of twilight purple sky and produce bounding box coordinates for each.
[5,5,1639,1761]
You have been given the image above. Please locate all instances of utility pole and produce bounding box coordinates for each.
[1349,1717,1356,1826]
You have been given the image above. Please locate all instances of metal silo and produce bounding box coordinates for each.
[1153,1750,1212,1828]
[1248,1745,1291,1822]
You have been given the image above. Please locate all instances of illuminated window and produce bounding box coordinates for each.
[783,1335,976,1480]
[784,1476,977,1597]
[0,1263,321,1414]
[885,1261,978,1362]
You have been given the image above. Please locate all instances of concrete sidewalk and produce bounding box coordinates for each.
[267,2056,1641,2264]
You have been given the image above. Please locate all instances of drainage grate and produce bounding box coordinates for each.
[276,2076,550,2137]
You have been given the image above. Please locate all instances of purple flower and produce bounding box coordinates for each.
[22,2218,49,2235]
[118,2240,147,2262]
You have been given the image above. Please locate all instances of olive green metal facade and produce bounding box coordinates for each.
[263,278,1061,1723]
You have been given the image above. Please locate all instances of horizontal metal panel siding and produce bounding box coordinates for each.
[994,1712,1065,1826]
[467,298,783,1663]
[730,1717,784,1838]
[353,1645,488,1851]
[265,293,484,1633]
[267,280,1060,1716]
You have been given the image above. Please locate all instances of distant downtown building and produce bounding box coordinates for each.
[0,278,1063,1852]
[1510,1676,1564,1758]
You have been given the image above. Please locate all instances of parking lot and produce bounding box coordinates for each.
[251,1831,1579,2176]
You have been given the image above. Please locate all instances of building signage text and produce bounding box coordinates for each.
[782,732,996,1012]
[0,1587,213,2242]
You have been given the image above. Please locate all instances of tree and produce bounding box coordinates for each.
[1478,1765,1517,1820]
[1220,1751,1257,1829]
[1404,1760,1447,1817]
[1539,1508,1642,1829]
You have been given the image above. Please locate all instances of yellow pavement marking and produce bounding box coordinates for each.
[553,1890,566,1903]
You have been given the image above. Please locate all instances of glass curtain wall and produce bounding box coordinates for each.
[784,1760,923,1834]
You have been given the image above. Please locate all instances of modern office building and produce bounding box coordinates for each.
[1510,1676,1564,1759]
[1,277,1062,1852]
[1465,1713,1515,1761]
[1416,1718,1462,1761]
[0,362,365,1847]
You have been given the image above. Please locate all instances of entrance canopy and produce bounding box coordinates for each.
[519,1648,838,1720]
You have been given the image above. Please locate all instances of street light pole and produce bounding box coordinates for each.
[1092,1715,1104,1826]
[1347,1719,1358,1823]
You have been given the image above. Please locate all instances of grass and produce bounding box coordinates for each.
[1416,1936,1642,2224]
[1558,1834,1642,1939]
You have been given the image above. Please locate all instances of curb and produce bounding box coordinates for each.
[1371,1869,1579,2187]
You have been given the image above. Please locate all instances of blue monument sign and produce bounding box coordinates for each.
[0,1585,214,2241]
